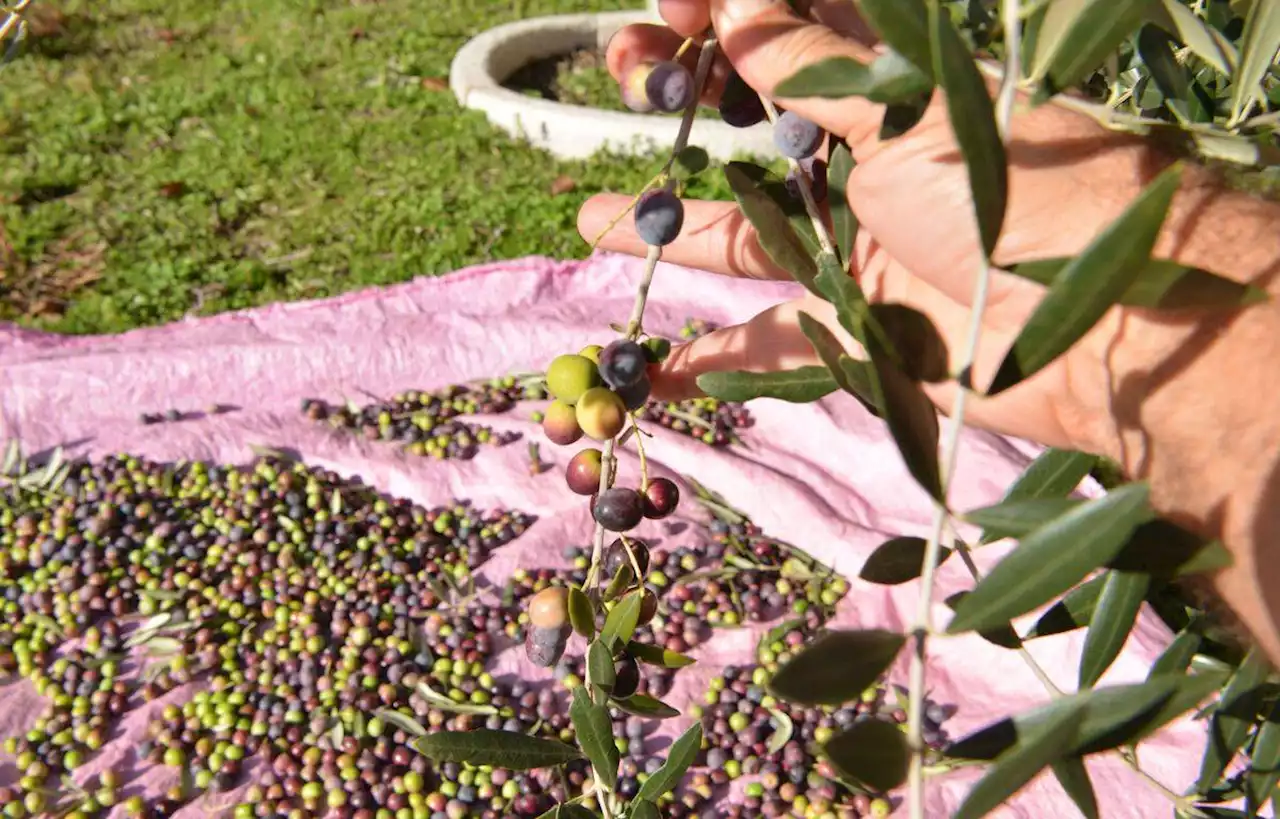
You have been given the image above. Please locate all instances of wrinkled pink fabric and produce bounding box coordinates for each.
[0,252,1235,817]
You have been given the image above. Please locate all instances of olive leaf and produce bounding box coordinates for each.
[928,0,1007,256]
[856,0,933,79]
[636,722,702,802]
[373,708,426,737]
[603,564,634,602]
[1078,570,1151,688]
[411,730,582,770]
[1196,648,1273,794]
[1137,25,1215,123]
[587,641,615,693]
[1108,519,1230,580]
[1051,758,1100,819]
[1228,0,1280,125]
[977,449,1097,545]
[1022,574,1106,640]
[724,162,819,294]
[613,693,680,719]
[947,672,1226,761]
[1245,701,1280,814]
[1008,257,1267,310]
[828,139,858,269]
[823,717,911,792]
[859,536,953,586]
[1030,0,1155,100]
[868,303,951,383]
[954,700,1088,819]
[568,587,595,641]
[775,50,933,103]
[945,591,1023,650]
[697,367,838,404]
[626,641,695,669]
[600,591,643,652]
[1148,0,1237,75]
[991,164,1186,393]
[947,483,1153,635]
[417,680,499,716]
[880,91,934,139]
[1149,621,1203,678]
[768,629,907,707]
[965,498,1084,543]
[570,687,618,791]
[766,708,795,754]
[628,802,659,819]
[672,146,710,180]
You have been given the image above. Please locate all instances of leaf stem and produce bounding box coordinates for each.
[906,4,1021,816]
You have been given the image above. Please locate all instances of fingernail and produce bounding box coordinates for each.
[720,0,783,23]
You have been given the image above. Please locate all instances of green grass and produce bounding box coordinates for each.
[0,0,771,335]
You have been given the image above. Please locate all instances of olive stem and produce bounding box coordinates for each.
[629,415,651,491]
[905,3,1020,816]
[0,0,32,43]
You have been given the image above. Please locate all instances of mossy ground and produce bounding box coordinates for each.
[0,0,778,335]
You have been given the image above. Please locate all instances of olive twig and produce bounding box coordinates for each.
[629,415,651,491]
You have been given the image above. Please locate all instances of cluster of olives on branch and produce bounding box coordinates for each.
[543,340,681,533]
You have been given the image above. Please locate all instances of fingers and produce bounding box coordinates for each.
[658,0,712,38]
[708,0,888,153]
[649,296,840,400]
[578,194,793,282]
[605,23,733,107]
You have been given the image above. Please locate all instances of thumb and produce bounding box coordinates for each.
[710,0,887,152]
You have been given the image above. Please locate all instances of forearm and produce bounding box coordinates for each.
[1109,171,1280,661]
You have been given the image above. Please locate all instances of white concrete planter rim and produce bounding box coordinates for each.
[449,11,773,161]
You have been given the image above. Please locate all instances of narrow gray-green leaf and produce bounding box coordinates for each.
[411,730,582,770]
[697,367,837,404]
[570,687,618,790]
[1023,574,1106,640]
[802,309,941,503]
[766,708,794,754]
[775,51,932,103]
[612,693,680,719]
[768,629,907,707]
[603,564,633,602]
[373,709,427,737]
[1079,570,1151,688]
[1149,0,1237,75]
[869,303,950,383]
[1149,623,1203,678]
[1032,0,1155,99]
[1123,670,1231,749]
[636,722,702,802]
[725,162,819,294]
[1246,701,1280,814]
[1008,257,1268,310]
[823,718,911,792]
[954,699,1087,819]
[672,146,709,180]
[966,497,1085,542]
[628,802,659,819]
[600,591,643,652]
[1051,758,1100,819]
[1229,0,1280,125]
[880,91,933,139]
[814,250,867,345]
[859,536,953,585]
[587,641,615,692]
[947,483,1154,635]
[945,591,1023,649]
[626,641,696,669]
[978,448,1097,545]
[988,164,1185,395]
[857,0,933,78]
[569,587,595,641]
[929,1,1007,255]
[838,356,882,417]
[828,140,858,269]
[948,674,1180,760]
[1196,648,1273,793]
[1030,0,1087,79]
[1175,539,1234,577]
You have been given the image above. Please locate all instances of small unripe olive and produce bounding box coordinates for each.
[575,387,627,441]
[546,354,602,405]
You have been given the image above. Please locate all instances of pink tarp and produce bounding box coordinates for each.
[0,252,1233,817]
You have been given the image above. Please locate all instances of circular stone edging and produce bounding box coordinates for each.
[449,11,776,161]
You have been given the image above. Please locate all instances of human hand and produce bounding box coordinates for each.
[578,0,1232,463]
